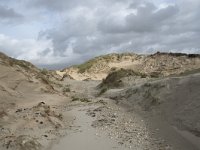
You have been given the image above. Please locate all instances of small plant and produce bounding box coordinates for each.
[143,83,151,87]
[71,96,91,102]
[36,74,50,85]
[178,68,200,76]
[62,84,71,92]
[0,110,7,118]
[9,60,30,70]
[80,98,91,103]
[41,69,48,75]
[151,96,160,105]
[142,89,161,111]
[150,72,160,78]
[98,87,108,96]
[76,59,97,73]
[140,73,148,78]
[99,68,148,89]
[110,67,117,72]
[71,96,79,101]
[63,87,70,92]
[57,113,63,120]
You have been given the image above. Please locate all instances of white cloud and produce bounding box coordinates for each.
[0,34,82,67]
[0,34,53,63]
[0,0,199,68]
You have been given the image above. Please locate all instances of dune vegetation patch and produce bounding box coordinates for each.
[73,53,137,74]
[75,59,97,73]
[98,68,147,89]
[71,96,91,103]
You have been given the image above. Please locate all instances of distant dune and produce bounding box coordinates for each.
[58,52,200,80]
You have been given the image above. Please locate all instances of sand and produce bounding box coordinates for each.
[1,52,200,150]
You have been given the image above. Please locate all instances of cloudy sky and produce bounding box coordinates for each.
[0,0,200,68]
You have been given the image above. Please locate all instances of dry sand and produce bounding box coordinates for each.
[1,52,200,150]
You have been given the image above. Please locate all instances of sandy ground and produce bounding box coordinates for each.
[105,73,200,150]
[48,79,162,150]
[0,61,73,150]
[0,61,158,150]
[1,57,200,150]
[50,105,131,150]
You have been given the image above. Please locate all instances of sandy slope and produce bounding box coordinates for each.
[50,79,163,150]
[60,52,200,80]
[52,74,200,150]
[106,73,200,150]
[1,53,160,150]
[0,54,75,150]
[1,52,200,150]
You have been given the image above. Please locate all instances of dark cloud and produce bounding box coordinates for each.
[40,0,195,61]
[29,0,131,12]
[99,3,179,33]
[0,5,23,23]
[29,0,97,11]
[38,48,51,56]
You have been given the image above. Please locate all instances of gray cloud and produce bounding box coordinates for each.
[99,2,179,33]
[0,0,200,68]
[29,0,131,12]
[40,0,200,61]
[28,0,99,12]
[0,5,23,23]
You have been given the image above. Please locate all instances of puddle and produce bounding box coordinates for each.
[50,106,129,150]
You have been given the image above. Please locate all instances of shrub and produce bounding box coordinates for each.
[71,96,91,102]
[76,59,97,73]
[71,96,79,101]
[99,68,147,89]
[98,87,108,96]
[150,72,160,78]
[41,69,48,75]
[63,87,70,92]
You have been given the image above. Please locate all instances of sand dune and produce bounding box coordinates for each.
[0,52,200,150]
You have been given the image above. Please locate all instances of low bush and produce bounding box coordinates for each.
[99,68,147,89]
[98,87,108,96]
[71,96,91,102]
[63,87,70,92]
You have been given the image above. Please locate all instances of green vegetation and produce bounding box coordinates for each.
[63,85,71,92]
[71,96,79,101]
[144,90,159,104]
[98,87,108,96]
[63,87,70,92]
[176,68,200,77]
[154,51,200,58]
[99,68,147,89]
[149,72,161,78]
[35,74,55,91]
[143,83,151,87]
[9,60,31,70]
[75,55,110,73]
[76,59,97,73]
[36,74,51,85]
[143,82,165,89]
[74,53,136,73]
[140,82,166,110]
[110,67,117,72]
[100,53,135,62]
[0,52,39,73]
[71,96,91,102]
[41,68,49,75]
